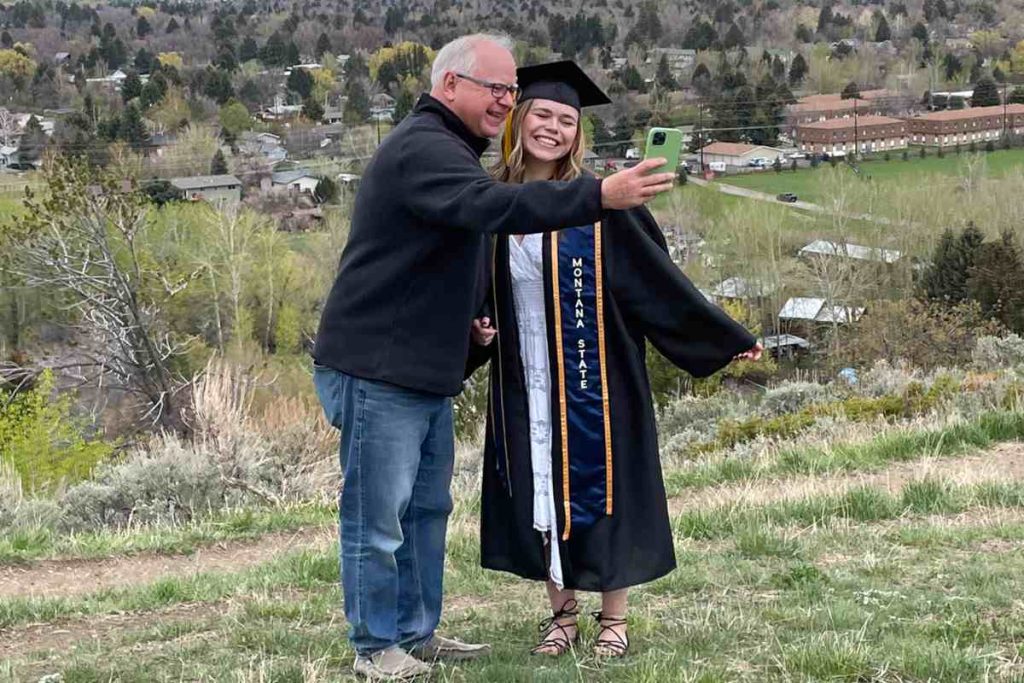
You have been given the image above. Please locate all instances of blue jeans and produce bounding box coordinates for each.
[313,366,455,656]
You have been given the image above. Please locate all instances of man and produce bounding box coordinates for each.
[313,33,674,680]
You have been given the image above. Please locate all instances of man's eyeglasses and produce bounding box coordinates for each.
[455,73,520,101]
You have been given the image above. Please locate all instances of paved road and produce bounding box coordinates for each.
[688,176,892,225]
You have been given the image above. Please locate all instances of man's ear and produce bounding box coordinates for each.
[441,72,458,102]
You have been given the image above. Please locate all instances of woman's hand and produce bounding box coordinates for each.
[733,342,763,362]
[472,317,497,346]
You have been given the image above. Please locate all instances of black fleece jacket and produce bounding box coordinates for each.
[313,94,603,395]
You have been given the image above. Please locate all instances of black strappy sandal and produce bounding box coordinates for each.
[530,599,580,656]
[591,611,629,658]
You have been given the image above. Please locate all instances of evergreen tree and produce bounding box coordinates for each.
[285,42,300,67]
[211,149,228,175]
[922,224,983,300]
[655,54,676,90]
[874,15,891,41]
[723,23,745,49]
[692,62,712,95]
[771,55,786,83]
[166,17,180,33]
[911,22,928,43]
[393,88,414,123]
[302,97,324,122]
[240,38,259,63]
[261,32,286,67]
[967,231,1024,332]
[841,81,861,99]
[789,54,808,85]
[682,20,717,50]
[817,4,833,32]
[287,68,314,100]
[316,33,332,59]
[795,24,814,42]
[121,70,143,103]
[314,176,339,204]
[1,31,12,48]
[16,116,48,162]
[119,103,150,151]
[971,77,1000,107]
[344,80,370,124]
[216,48,238,73]
[134,48,155,74]
[203,68,235,104]
[1009,87,1024,105]
[136,15,152,38]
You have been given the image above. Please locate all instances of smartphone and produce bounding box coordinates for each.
[644,127,683,175]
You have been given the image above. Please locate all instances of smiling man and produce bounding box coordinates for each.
[312,33,675,680]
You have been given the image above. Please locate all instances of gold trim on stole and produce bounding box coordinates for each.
[594,222,613,515]
[550,231,572,541]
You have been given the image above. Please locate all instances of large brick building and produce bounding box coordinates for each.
[796,115,907,156]
[907,104,1024,147]
[787,89,900,124]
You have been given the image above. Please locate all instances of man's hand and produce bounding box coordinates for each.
[600,158,677,210]
[733,342,763,362]
[471,317,496,346]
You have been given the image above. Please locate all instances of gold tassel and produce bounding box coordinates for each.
[501,109,515,162]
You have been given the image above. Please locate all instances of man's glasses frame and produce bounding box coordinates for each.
[454,73,520,101]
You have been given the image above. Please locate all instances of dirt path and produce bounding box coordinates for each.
[668,441,1024,515]
[0,526,336,600]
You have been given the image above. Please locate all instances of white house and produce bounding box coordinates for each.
[271,169,320,194]
[798,239,902,264]
[712,276,778,300]
[698,142,784,167]
[0,145,19,168]
[779,297,865,324]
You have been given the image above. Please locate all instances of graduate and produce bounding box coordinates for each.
[467,61,763,657]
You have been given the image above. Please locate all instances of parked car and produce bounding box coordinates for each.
[748,157,769,168]
[777,192,798,203]
[625,147,641,160]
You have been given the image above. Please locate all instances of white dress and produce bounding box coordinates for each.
[509,234,564,588]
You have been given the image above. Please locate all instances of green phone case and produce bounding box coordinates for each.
[644,127,683,175]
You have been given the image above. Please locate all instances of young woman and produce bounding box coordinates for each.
[467,61,761,657]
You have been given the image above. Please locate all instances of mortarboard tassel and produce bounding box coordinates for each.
[501,109,515,162]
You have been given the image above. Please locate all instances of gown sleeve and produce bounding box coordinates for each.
[604,206,757,378]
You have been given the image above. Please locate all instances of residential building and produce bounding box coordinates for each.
[239,131,288,163]
[170,174,242,204]
[906,105,1024,147]
[787,89,900,124]
[1,146,19,168]
[796,115,907,156]
[697,142,784,167]
[798,239,902,264]
[778,297,865,325]
[646,48,697,76]
[712,276,778,301]
[271,169,320,194]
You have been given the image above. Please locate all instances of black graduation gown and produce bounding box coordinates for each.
[468,206,756,591]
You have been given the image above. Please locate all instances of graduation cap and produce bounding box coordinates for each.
[515,60,612,111]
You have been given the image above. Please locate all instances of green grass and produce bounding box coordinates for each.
[0,502,336,563]
[717,147,1024,205]
[665,410,1024,496]
[7,499,1024,680]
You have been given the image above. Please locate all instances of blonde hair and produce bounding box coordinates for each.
[490,99,587,184]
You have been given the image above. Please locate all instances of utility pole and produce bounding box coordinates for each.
[376,114,381,147]
[1002,79,1008,143]
[698,99,705,173]
[853,104,859,159]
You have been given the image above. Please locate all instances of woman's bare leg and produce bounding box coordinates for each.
[595,589,629,654]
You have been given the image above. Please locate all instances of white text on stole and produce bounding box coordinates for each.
[572,257,589,391]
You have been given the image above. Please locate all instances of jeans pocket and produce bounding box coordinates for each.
[313,367,346,428]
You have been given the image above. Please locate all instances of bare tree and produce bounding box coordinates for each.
[0,107,16,147]
[12,158,196,432]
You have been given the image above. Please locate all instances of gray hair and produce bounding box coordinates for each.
[430,33,514,89]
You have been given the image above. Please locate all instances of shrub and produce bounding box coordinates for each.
[759,381,832,417]
[973,334,1024,371]
[985,140,995,152]
[902,150,909,161]
[0,371,114,493]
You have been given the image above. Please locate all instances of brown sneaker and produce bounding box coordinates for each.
[411,634,492,661]
[353,646,432,680]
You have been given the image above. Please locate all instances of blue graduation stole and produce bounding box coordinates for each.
[550,223,613,540]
